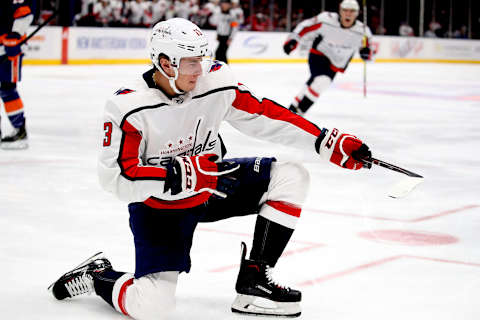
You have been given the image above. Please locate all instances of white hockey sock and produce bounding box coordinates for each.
[304,75,331,102]
[291,84,309,107]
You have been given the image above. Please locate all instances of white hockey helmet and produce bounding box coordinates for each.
[340,0,360,11]
[149,18,211,93]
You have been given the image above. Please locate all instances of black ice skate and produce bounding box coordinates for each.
[1,124,28,150]
[231,242,301,317]
[48,252,112,300]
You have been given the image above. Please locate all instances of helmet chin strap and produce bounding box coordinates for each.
[157,65,184,95]
[169,68,184,95]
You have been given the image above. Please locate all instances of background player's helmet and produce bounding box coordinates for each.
[149,18,211,93]
[340,0,360,11]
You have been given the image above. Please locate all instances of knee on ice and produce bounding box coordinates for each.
[126,276,177,320]
[131,292,176,320]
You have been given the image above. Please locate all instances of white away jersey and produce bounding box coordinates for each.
[98,62,322,209]
[290,12,372,70]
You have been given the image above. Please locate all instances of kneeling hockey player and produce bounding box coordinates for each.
[49,18,372,319]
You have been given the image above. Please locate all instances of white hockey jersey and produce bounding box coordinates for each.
[98,62,322,209]
[290,12,372,70]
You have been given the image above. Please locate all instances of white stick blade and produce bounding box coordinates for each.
[388,177,424,199]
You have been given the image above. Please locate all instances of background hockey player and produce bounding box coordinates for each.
[210,0,238,64]
[49,18,372,319]
[0,0,33,149]
[283,0,373,115]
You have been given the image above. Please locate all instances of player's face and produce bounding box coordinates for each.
[175,56,213,92]
[176,72,201,92]
[176,57,203,92]
[340,8,358,28]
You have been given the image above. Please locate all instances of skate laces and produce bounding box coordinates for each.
[265,266,290,291]
[63,258,110,297]
[65,273,94,297]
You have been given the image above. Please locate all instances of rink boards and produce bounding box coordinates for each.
[21,26,480,65]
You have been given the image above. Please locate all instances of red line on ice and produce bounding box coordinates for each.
[304,204,480,223]
[297,255,403,287]
[197,227,325,273]
[297,255,480,287]
[410,205,480,222]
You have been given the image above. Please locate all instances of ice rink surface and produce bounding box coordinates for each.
[1,61,479,319]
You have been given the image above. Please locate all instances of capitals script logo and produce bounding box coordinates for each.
[146,117,218,166]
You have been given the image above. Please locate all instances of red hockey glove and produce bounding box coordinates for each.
[283,39,298,55]
[164,154,240,198]
[3,32,25,59]
[316,128,372,170]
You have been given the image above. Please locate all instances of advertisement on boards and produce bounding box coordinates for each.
[23,26,63,63]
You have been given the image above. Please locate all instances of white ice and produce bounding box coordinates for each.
[1,61,479,320]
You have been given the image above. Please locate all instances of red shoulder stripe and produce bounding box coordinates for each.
[299,23,322,37]
[232,88,321,137]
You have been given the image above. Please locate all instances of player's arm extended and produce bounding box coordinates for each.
[291,14,323,39]
[98,100,170,203]
[225,84,370,170]
[225,83,321,151]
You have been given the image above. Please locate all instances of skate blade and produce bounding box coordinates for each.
[231,294,301,318]
[1,139,28,150]
[47,252,104,291]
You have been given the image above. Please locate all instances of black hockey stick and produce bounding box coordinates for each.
[362,157,423,178]
[362,157,424,198]
[1,9,59,63]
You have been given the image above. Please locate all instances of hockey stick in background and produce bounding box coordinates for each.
[362,157,424,199]
[362,0,368,98]
[1,9,59,64]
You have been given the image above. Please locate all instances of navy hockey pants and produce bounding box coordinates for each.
[307,53,338,84]
[128,157,275,278]
[0,54,23,83]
